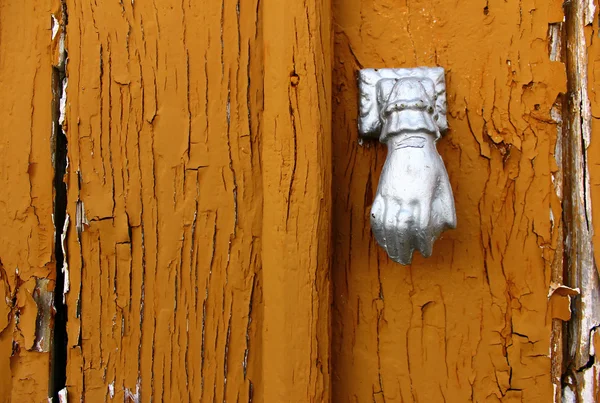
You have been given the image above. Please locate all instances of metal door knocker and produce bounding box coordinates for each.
[358,67,456,265]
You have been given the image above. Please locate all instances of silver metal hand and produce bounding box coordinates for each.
[370,133,456,264]
[358,67,456,265]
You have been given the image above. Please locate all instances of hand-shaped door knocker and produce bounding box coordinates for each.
[358,67,456,265]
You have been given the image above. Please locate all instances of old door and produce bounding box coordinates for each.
[0,0,332,401]
[1,0,600,402]
[331,0,600,402]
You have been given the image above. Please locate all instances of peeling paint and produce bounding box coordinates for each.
[75,200,88,235]
[0,0,57,399]
[332,0,566,401]
[60,215,69,303]
[32,278,54,352]
[57,387,67,403]
[548,283,580,321]
[2,0,600,400]
[58,78,67,130]
[51,15,59,41]
[58,0,331,400]
[583,0,595,26]
[562,384,576,403]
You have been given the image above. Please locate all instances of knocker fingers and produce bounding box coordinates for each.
[433,168,457,231]
[385,200,419,265]
[382,200,403,262]
[370,196,386,248]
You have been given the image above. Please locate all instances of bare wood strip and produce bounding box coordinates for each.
[563,0,600,400]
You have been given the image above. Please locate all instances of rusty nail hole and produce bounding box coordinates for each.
[534,104,541,110]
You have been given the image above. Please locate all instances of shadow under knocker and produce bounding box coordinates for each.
[358,67,456,265]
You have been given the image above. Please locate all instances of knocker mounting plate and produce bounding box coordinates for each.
[358,67,456,265]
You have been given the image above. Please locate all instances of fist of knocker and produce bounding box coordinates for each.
[367,75,456,265]
[370,134,456,264]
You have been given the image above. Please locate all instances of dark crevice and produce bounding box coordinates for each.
[576,354,595,373]
[49,9,69,400]
[579,98,591,232]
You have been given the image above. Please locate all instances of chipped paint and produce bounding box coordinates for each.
[584,0,596,26]
[60,214,69,303]
[51,15,59,41]
[32,278,54,353]
[57,387,67,403]
[58,0,332,401]
[0,0,57,399]
[548,283,580,321]
[124,379,140,403]
[332,0,566,401]
[2,0,600,400]
[75,200,88,235]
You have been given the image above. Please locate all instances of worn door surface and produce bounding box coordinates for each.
[331,0,598,402]
[1,0,600,402]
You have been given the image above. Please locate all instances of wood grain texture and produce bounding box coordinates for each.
[262,0,332,401]
[331,0,566,401]
[575,0,600,399]
[61,0,331,401]
[4,0,599,401]
[0,0,57,401]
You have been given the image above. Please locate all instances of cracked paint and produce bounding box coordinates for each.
[59,0,331,401]
[59,214,69,304]
[0,0,58,400]
[2,0,600,401]
[332,0,566,401]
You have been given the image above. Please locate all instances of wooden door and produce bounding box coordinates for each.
[331,0,599,401]
[0,0,332,401]
[0,0,599,402]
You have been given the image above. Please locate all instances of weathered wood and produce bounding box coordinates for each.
[61,0,263,400]
[60,0,331,401]
[4,0,600,401]
[566,0,600,400]
[261,1,332,401]
[331,0,566,401]
[0,0,57,401]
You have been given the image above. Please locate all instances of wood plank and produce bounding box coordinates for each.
[569,0,600,399]
[262,0,332,401]
[61,0,332,401]
[331,0,566,401]
[0,0,57,401]
[62,0,263,400]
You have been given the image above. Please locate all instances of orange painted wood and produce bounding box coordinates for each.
[262,0,332,401]
[0,0,57,401]
[3,0,600,401]
[331,0,566,401]
[60,0,331,401]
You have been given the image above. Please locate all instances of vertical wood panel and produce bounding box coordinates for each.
[0,0,56,401]
[63,0,263,401]
[331,0,566,401]
[576,0,600,399]
[61,0,332,401]
[262,0,332,401]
